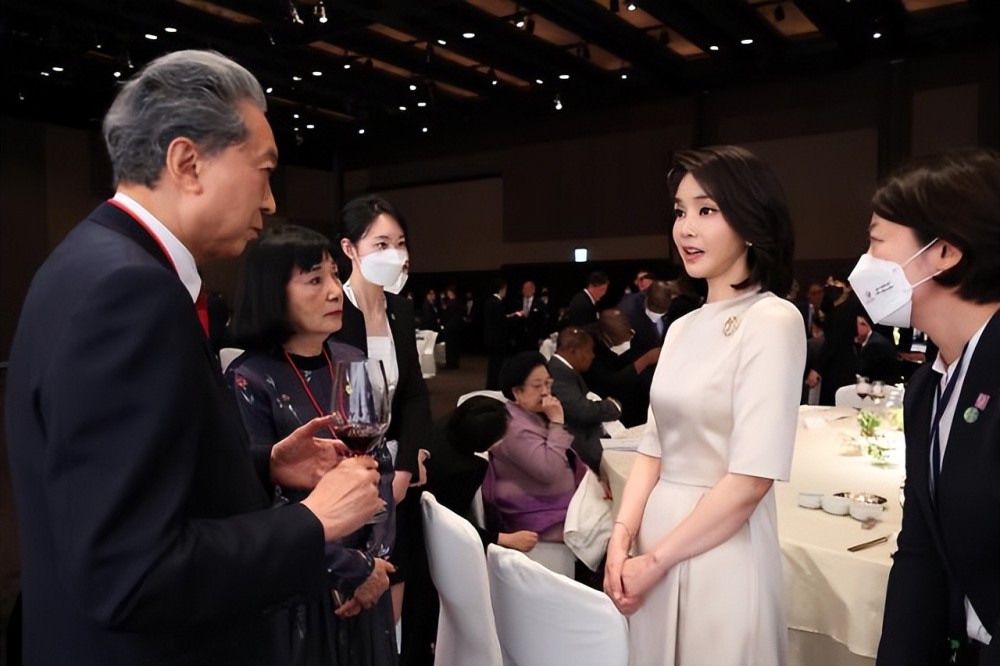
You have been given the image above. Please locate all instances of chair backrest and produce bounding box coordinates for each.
[834,384,865,409]
[421,492,503,666]
[457,390,506,406]
[487,544,629,666]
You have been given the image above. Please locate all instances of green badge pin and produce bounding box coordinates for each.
[963,407,979,424]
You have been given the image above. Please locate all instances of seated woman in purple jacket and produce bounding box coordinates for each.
[482,351,586,543]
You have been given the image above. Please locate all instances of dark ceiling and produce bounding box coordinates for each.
[1,0,996,169]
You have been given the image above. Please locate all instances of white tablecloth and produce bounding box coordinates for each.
[601,406,905,660]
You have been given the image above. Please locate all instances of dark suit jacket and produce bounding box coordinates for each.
[877,311,1000,665]
[482,294,510,351]
[818,294,864,405]
[333,292,432,476]
[583,344,654,428]
[619,293,666,356]
[858,330,900,384]
[4,202,326,665]
[563,290,598,327]
[511,296,548,352]
[547,357,621,472]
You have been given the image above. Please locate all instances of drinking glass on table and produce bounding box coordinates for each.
[855,375,872,405]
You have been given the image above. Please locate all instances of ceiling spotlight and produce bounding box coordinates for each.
[399,105,407,111]
[358,128,366,135]
[554,94,563,111]
[125,51,134,69]
[437,39,447,45]
[489,68,498,85]
[144,33,158,40]
[52,66,64,72]
[409,83,418,91]
[268,32,277,46]
[344,63,351,69]
[292,75,302,81]
[316,0,328,24]
[620,72,628,80]
[740,38,754,45]
[610,0,620,12]
[627,2,637,10]
[773,4,786,22]
[18,91,25,101]
[164,26,178,33]
[293,113,300,119]
[709,45,720,51]
[40,71,50,77]
[417,101,427,107]
[266,86,273,93]
[113,71,121,78]
[536,78,544,85]
[873,31,882,39]
[515,14,526,29]
[306,124,315,129]
[312,70,323,76]
[422,126,429,133]
[287,0,304,25]
[558,74,570,80]
[463,32,475,39]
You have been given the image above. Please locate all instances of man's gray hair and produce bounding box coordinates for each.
[103,50,267,187]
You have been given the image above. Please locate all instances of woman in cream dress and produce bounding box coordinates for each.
[605,146,806,665]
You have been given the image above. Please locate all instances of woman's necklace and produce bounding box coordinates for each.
[283,347,337,437]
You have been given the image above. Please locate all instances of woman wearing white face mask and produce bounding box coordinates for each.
[333,195,433,645]
[863,149,1000,666]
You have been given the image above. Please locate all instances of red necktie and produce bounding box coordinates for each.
[195,290,210,338]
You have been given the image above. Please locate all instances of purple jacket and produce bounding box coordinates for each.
[482,401,583,536]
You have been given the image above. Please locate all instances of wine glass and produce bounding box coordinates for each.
[855,375,872,406]
[871,380,886,405]
[329,360,392,554]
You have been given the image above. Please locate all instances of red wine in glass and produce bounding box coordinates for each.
[331,423,389,456]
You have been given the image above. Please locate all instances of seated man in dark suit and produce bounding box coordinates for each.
[563,271,609,326]
[583,309,661,428]
[855,314,901,384]
[548,327,622,473]
[620,279,671,356]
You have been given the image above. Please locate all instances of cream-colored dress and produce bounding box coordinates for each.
[629,291,806,666]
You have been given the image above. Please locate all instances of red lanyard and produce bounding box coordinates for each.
[283,348,337,437]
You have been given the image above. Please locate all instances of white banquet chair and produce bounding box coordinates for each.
[421,492,503,666]
[456,390,506,406]
[219,347,244,373]
[415,329,438,378]
[487,544,629,666]
[834,384,865,409]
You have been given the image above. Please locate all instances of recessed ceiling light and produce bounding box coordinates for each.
[627,2,636,10]
[410,84,418,91]
[312,71,323,76]
[536,78,544,85]
[559,74,570,80]
[437,39,447,45]
[40,71,50,77]
[293,113,300,119]
[399,105,407,111]
[873,32,882,39]
[344,64,351,69]
[422,127,429,133]
[294,127,299,132]
[145,33,158,40]
[417,101,427,107]
[113,71,121,78]
[709,45,720,51]
[306,124,315,129]
[265,86,273,93]
[463,32,475,39]
[164,27,177,33]
[741,38,753,45]
[621,73,628,80]
[292,75,302,81]
[358,128,366,135]
[51,66,64,72]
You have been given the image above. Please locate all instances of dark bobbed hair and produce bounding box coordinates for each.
[499,351,548,401]
[556,326,595,353]
[338,194,409,245]
[668,145,794,295]
[873,147,1000,304]
[230,224,335,352]
[447,396,509,454]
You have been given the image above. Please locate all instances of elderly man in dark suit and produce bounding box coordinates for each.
[548,327,622,473]
[4,50,382,665]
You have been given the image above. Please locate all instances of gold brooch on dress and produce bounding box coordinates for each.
[723,316,740,336]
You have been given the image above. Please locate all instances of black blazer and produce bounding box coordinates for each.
[619,292,666,356]
[563,290,598,327]
[482,294,510,351]
[333,292,432,475]
[547,357,621,472]
[877,311,1000,665]
[5,202,326,665]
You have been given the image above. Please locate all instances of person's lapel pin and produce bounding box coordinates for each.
[963,393,991,424]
